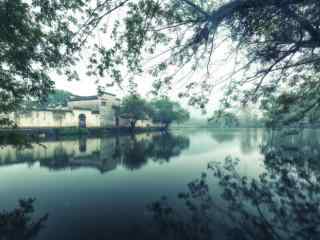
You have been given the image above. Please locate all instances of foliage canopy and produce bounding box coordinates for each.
[87,0,320,124]
[150,97,190,129]
[120,94,151,130]
[2,0,320,126]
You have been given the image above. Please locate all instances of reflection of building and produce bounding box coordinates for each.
[4,93,120,129]
[68,138,120,172]
[0,135,156,173]
[0,133,190,172]
[0,137,121,173]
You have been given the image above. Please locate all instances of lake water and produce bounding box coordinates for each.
[0,128,319,239]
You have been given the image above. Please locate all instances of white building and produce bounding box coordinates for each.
[4,93,120,129]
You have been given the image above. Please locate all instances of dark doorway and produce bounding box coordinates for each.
[79,137,87,152]
[115,116,119,127]
[79,114,86,128]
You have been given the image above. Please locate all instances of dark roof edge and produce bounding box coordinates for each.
[69,92,116,102]
[100,92,116,97]
[69,96,98,101]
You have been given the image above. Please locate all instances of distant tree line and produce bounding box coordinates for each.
[24,90,73,109]
[208,109,265,128]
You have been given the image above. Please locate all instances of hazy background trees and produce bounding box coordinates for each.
[208,111,239,128]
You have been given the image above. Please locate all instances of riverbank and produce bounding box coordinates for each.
[0,127,164,140]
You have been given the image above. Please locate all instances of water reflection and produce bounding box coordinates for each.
[209,128,263,155]
[210,129,237,143]
[149,129,320,240]
[263,129,320,172]
[2,129,317,240]
[0,199,48,240]
[122,136,151,170]
[148,134,190,163]
[0,132,190,173]
[240,128,260,154]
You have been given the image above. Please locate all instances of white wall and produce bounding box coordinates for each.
[8,109,100,128]
[67,94,121,127]
[1,94,162,129]
[99,95,120,127]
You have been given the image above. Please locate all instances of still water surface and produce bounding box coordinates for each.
[0,129,318,239]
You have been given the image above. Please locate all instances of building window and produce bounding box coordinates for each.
[101,101,107,106]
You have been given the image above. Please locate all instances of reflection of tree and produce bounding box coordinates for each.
[149,130,320,240]
[210,130,236,143]
[0,132,35,149]
[0,199,48,239]
[0,133,190,172]
[121,133,190,170]
[148,133,190,163]
[121,137,151,170]
[148,173,213,240]
[210,129,260,154]
[41,145,72,170]
[240,128,259,154]
[208,157,320,240]
[262,129,320,173]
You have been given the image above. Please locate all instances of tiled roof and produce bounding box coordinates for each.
[69,92,116,102]
[69,96,99,101]
[19,109,73,113]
